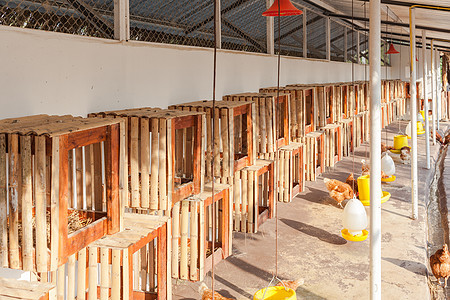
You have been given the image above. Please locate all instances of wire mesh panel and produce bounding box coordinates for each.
[346,29,358,63]
[129,0,215,48]
[306,11,325,59]
[274,13,303,57]
[0,0,114,38]
[221,0,266,53]
[360,32,369,64]
[330,20,345,62]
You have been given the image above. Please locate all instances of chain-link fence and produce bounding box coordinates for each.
[0,0,373,62]
[0,0,114,38]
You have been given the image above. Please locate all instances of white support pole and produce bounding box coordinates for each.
[437,49,441,130]
[266,0,274,55]
[326,17,331,60]
[215,0,221,49]
[422,30,430,169]
[431,41,436,145]
[113,0,129,41]
[303,9,307,58]
[409,8,418,220]
[344,28,348,62]
[369,0,382,299]
[357,31,361,63]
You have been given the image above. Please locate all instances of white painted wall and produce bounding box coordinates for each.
[0,26,393,119]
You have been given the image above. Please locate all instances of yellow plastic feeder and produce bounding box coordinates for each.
[420,110,432,122]
[357,175,391,206]
[390,135,410,154]
[406,121,425,139]
[253,286,296,300]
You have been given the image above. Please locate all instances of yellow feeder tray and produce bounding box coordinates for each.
[341,229,369,242]
[390,147,410,154]
[253,286,296,300]
[381,175,396,182]
[359,191,391,206]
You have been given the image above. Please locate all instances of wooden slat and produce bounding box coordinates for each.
[234,171,240,231]
[122,248,129,300]
[221,109,229,179]
[189,201,198,281]
[100,247,109,300]
[93,142,103,211]
[20,135,33,271]
[150,118,159,210]
[88,247,98,300]
[198,200,205,281]
[77,248,87,300]
[140,118,150,209]
[159,120,167,211]
[140,245,147,291]
[167,120,173,210]
[57,264,64,300]
[284,150,290,202]
[213,108,220,179]
[171,202,180,278]
[260,99,267,154]
[67,254,76,300]
[0,134,7,267]
[241,170,247,232]
[76,147,83,209]
[8,134,19,269]
[179,200,189,280]
[130,117,140,208]
[247,170,254,233]
[111,249,121,300]
[205,108,212,182]
[85,145,93,210]
[279,150,285,202]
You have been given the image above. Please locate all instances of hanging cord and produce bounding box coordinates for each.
[385,7,389,147]
[364,2,369,160]
[211,0,218,298]
[351,0,356,191]
[275,0,281,280]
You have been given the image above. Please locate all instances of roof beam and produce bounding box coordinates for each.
[184,0,254,35]
[222,17,265,52]
[358,0,450,11]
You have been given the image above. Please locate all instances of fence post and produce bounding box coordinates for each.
[114,0,129,41]
[266,0,274,55]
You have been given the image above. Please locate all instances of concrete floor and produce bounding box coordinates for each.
[172,121,449,300]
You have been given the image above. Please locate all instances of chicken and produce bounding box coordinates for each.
[445,133,450,145]
[323,178,354,208]
[199,283,233,300]
[361,159,370,176]
[400,146,411,164]
[361,160,389,178]
[345,173,358,194]
[381,142,393,153]
[436,132,444,144]
[430,244,450,287]
[276,278,304,291]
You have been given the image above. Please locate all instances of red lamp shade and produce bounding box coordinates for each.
[386,43,399,54]
[262,0,303,16]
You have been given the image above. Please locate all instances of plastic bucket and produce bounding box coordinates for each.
[417,121,424,133]
[393,135,408,150]
[357,175,371,201]
[253,287,297,300]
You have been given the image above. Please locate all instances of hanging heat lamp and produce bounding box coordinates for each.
[262,0,303,16]
[386,43,400,54]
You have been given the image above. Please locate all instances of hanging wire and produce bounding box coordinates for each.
[211,0,218,298]
[351,0,356,191]
[385,7,389,147]
[364,1,369,160]
[275,0,281,279]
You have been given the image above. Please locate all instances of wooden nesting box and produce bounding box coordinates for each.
[277,142,304,202]
[323,124,342,168]
[223,92,290,158]
[171,183,231,282]
[53,213,169,300]
[303,131,325,181]
[169,101,256,184]
[89,108,205,211]
[339,118,354,157]
[316,84,338,127]
[353,113,365,148]
[0,115,122,275]
[260,86,316,140]
[233,159,275,232]
[0,277,54,299]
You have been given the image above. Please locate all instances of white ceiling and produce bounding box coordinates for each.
[318,0,450,50]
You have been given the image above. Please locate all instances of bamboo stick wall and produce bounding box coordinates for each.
[0,115,122,277]
[89,108,206,212]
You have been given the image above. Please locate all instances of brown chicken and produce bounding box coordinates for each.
[381,142,393,153]
[345,173,358,194]
[323,178,354,208]
[199,283,233,300]
[360,160,389,178]
[276,278,304,291]
[400,146,411,164]
[436,132,444,144]
[430,244,450,287]
[445,133,450,145]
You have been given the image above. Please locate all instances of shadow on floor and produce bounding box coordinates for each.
[280,218,347,245]
[382,257,428,276]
